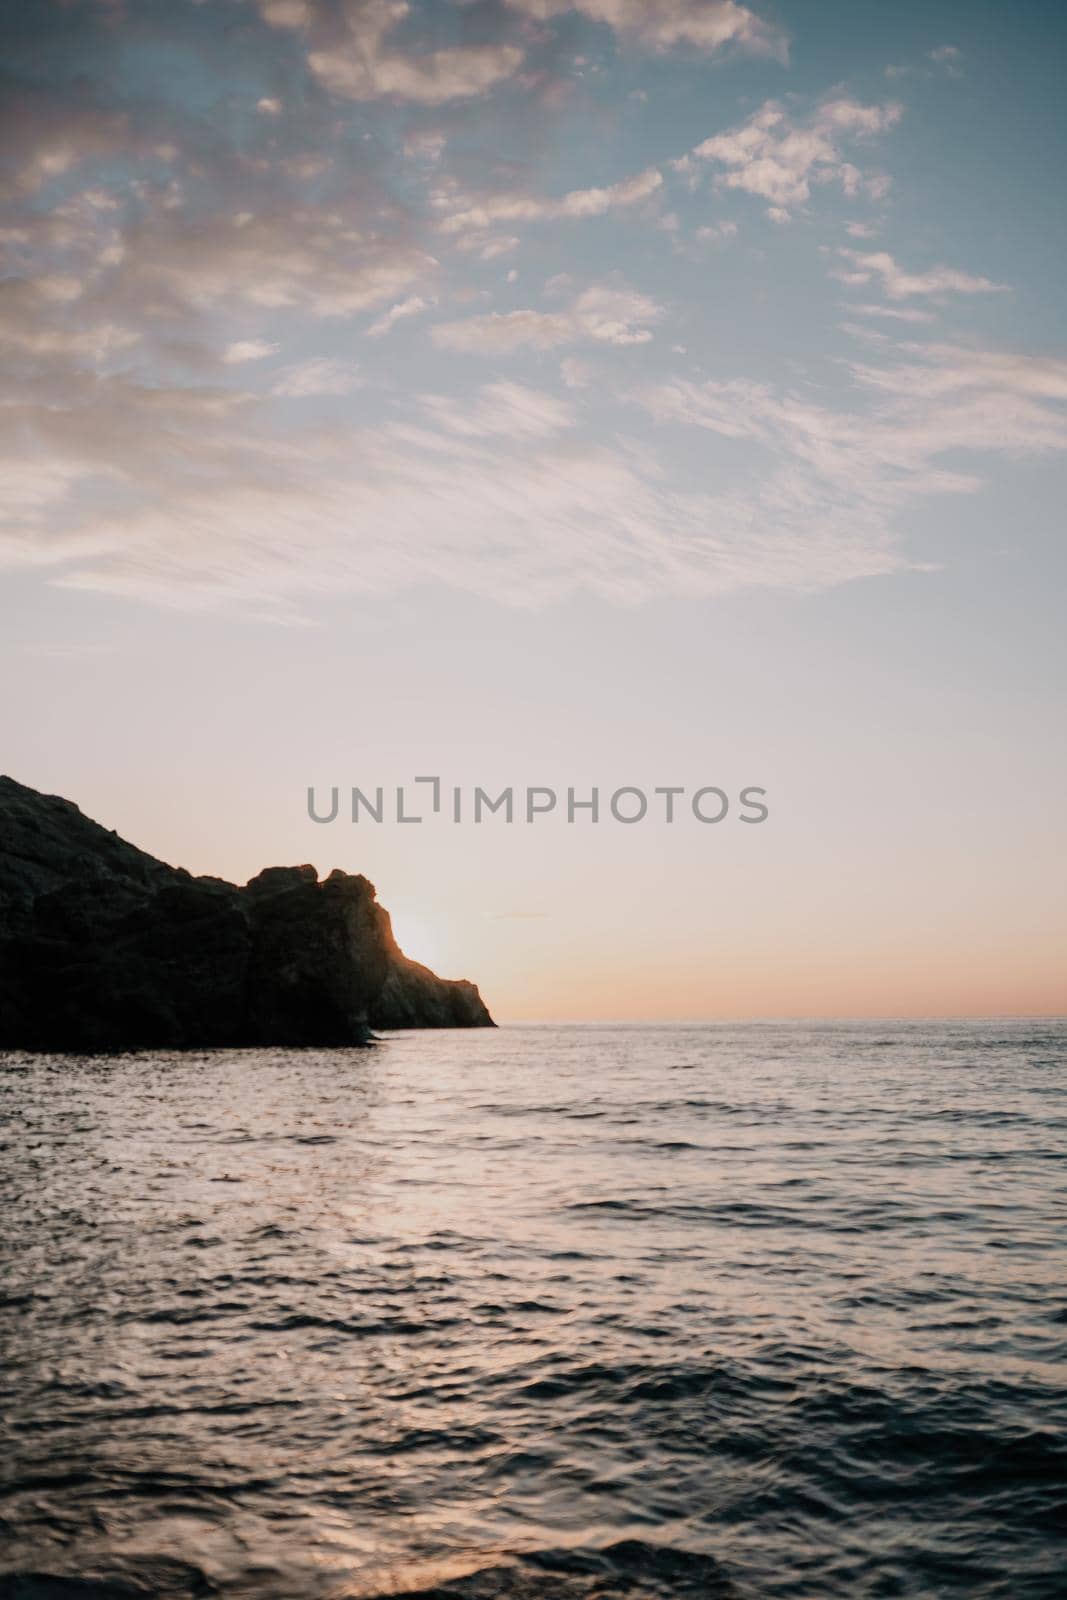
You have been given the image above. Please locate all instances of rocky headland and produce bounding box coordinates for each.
[0,776,493,1051]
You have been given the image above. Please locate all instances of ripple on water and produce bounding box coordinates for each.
[1,1020,1066,1600]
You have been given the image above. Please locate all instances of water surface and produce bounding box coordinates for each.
[2,1021,1065,1598]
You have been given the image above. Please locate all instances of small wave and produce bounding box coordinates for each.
[0,1558,217,1600]
[340,1540,738,1598]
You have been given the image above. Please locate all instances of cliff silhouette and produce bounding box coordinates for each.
[0,776,493,1051]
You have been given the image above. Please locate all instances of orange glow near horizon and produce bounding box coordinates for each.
[9,757,1066,1029]
[359,889,1066,1024]
[387,907,452,976]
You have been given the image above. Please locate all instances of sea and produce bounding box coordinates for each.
[1,1020,1065,1599]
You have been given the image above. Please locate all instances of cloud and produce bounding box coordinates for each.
[439,166,662,236]
[366,295,435,337]
[416,381,575,438]
[271,357,361,397]
[116,210,436,320]
[637,341,1067,568]
[929,44,964,76]
[6,331,1066,624]
[258,0,313,24]
[837,320,891,346]
[849,344,1067,407]
[837,249,1007,299]
[677,96,901,213]
[561,356,592,388]
[696,220,739,243]
[0,0,1056,635]
[258,0,524,104]
[0,370,259,578]
[505,0,786,59]
[223,339,280,364]
[432,283,663,351]
[0,273,138,363]
[477,235,521,261]
[255,0,784,108]
[0,89,131,199]
[404,130,448,164]
[14,388,911,619]
[852,303,936,325]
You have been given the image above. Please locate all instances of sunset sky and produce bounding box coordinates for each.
[2,0,1065,1019]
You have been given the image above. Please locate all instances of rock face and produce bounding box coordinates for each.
[0,776,494,1051]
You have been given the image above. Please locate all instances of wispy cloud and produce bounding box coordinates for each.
[367,295,435,338]
[837,249,1008,299]
[9,327,1064,624]
[432,283,664,352]
[851,303,936,325]
[638,342,1067,573]
[417,382,575,438]
[223,339,280,364]
[271,357,361,397]
[929,44,964,73]
[439,167,663,237]
[696,220,739,244]
[505,0,787,59]
[118,211,436,319]
[258,0,524,104]
[34,404,912,619]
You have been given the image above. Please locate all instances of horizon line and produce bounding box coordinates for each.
[482,1013,1067,1026]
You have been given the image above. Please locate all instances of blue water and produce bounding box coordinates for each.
[1,1021,1065,1598]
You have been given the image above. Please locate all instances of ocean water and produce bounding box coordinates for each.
[1,1021,1065,1600]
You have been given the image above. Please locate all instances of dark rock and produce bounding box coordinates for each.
[0,776,494,1051]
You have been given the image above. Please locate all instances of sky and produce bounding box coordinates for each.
[2,0,1065,1020]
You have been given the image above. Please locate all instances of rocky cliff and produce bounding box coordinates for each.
[0,776,493,1051]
